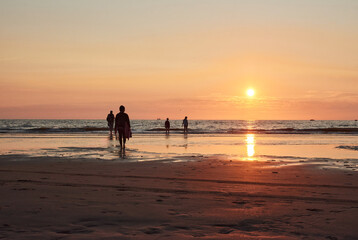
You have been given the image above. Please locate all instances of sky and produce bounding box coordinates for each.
[0,0,357,120]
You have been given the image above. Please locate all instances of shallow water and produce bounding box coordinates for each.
[0,133,357,171]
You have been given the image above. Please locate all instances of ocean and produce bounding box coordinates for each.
[0,120,357,170]
[1,119,358,135]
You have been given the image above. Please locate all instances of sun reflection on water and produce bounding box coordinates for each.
[245,133,255,159]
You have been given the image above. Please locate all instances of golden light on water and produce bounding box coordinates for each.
[245,134,255,158]
[246,89,255,97]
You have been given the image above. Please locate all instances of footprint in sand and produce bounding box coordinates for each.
[218,228,234,234]
[232,200,248,205]
[142,227,162,234]
[306,208,323,212]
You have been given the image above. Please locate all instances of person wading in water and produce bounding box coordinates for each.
[182,116,188,134]
[106,110,115,136]
[115,105,131,150]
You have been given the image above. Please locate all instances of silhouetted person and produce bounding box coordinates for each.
[165,118,170,134]
[106,110,115,136]
[182,116,188,133]
[115,105,130,150]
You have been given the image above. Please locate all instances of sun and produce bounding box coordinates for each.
[247,89,255,97]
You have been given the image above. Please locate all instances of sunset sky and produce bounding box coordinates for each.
[0,0,357,120]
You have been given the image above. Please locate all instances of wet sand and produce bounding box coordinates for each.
[0,157,358,239]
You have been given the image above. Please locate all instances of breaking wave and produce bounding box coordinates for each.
[1,119,358,135]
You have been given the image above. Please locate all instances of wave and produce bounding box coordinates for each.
[145,127,358,134]
[1,125,358,135]
[227,128,358,134]
[146,128,183,132]
[336,145,358,151]
[26,127,108,133]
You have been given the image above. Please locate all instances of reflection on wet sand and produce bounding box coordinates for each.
[1,134,358,168]
[165,133,170,149]
[245,134,255,159]
[119,149,126,159]
[183,133,188,149]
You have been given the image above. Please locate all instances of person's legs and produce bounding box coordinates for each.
[123,136,126,149]
[109,123,113,135]
[118,127,124,149]
[118,134,123,149]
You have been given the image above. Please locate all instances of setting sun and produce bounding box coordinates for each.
[247,89,255,97]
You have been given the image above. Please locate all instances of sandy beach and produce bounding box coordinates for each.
[1,156,357,239]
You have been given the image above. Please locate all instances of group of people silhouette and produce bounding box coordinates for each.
[164,116,188,134]
[106,106,189,149]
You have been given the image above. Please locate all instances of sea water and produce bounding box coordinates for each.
[1,119,358,134]
[0,120,357,170]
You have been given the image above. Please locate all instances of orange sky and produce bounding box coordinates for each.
[0,1,357,119]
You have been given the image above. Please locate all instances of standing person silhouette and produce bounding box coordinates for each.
[115,105,130,150]
[165,118,170,134]
[106,110,115,136]
[182,116,188,134]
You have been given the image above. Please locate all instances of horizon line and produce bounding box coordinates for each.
[0,118,357,121]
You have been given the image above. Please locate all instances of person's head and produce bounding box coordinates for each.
[167,118,169,121]
[119,105,125,112]
[110,110,113,114]
[185,116,187,119]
